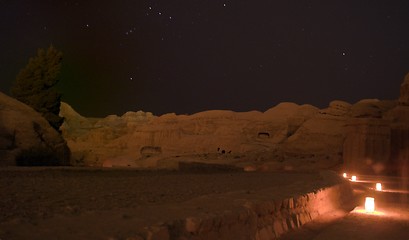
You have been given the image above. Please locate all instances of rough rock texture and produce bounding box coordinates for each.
[342,74,409,175]
[61,101,354,169]
[0,91,70,166]
[60,73,409,174]
[58,97,393,171]
[343,118,391,175]
[384,105,409,176]
[281,113,347,168]
[342,99,399,175]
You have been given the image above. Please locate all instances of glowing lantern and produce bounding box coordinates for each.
[342,173,347,178]
[376,183,382,191]
[351,175,357,182]
[365,197,375,212]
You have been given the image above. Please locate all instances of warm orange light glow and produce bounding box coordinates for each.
[365,197,375,212]
[376,183,382,191]
[353,207,385,216]
[351,175,357,182]
[342,173,347,178]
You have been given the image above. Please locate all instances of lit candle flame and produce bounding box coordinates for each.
[343,173,347,178]
[351,175,357,182]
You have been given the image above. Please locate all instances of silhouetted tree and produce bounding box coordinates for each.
[11,46,64,131]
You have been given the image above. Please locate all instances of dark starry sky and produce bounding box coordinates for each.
[0,1,408,117]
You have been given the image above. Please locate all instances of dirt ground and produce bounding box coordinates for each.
[2,167,408,240]
[0,167,325,239]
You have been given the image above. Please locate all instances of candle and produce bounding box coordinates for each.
[365,197,375,212]
[376,183,382,191]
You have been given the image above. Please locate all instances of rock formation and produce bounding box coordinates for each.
[342,73,409,176]
[343,117,392,175]
[0,92,70,166]
[60,73,409,175]
[60,100,350,170]
[384,73,409,177]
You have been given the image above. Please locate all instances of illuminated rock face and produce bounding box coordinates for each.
[383,75,409,176]
[60,73,409,173]
[385,106,409,176]
[343,118,391,174]
[61,102,349,169]
[0,92,70,166]
[343,74,409,176]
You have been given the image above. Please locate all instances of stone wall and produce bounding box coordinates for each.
[137,173,355,240]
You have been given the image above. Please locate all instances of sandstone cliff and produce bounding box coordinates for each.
[60,73,409,175]
[0,92,70,166]
[60,100,350,171]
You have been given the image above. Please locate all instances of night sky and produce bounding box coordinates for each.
[1,1,408,117]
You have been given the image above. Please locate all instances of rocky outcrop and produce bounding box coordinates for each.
[0,92,70,166]
[280,113,347,169]
[59,73,409,174]
[343,99,397,175]
[342,74,409,175]
[60,100,353,170]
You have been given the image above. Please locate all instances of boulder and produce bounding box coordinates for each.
[0,92,70,166]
